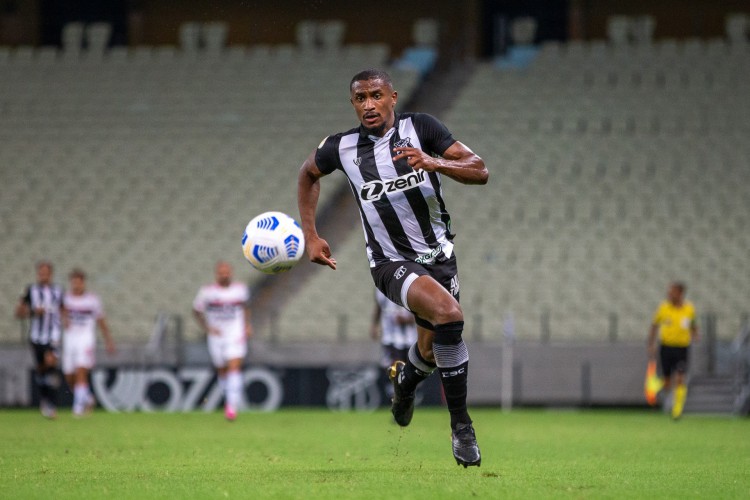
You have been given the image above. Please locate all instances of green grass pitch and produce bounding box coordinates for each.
[1,407,749,499]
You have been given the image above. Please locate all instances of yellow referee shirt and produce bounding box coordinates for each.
[652,300,696,348]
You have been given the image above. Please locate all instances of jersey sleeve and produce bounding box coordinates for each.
[314,135,343,174]
[413,113,455,156]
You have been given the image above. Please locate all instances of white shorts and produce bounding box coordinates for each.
[62,334,95,374]
[207,334,247,368]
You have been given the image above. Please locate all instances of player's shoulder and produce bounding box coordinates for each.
[399,111,442,126]
[654,300,670,313]
[318,126,360,147]
[198,283,218,294]
[229,281,249,292]
[400,111,429,120]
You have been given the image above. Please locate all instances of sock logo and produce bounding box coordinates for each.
[441,367,466,378]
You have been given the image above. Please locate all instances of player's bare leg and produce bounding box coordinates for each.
[661,374,673,412]
[39,350,59,419]
[224,358,243,421]
[72,366,94,417]
[672,371,687,420]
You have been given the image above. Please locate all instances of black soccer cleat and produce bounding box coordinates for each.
[452,423,481,468]
[388,361,415,427]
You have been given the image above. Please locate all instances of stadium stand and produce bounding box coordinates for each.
[279,36,749,343]
[0,40,419,344]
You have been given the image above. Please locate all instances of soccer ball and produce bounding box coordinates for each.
[241,211,305,274]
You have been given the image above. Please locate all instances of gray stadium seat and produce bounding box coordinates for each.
[0,46,418,344]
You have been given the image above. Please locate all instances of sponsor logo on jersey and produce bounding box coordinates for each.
[415,245,443,265]
[360,170,426,202]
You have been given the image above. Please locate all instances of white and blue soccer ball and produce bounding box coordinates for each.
[241,211,305,274]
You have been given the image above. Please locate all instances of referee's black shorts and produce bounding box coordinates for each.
[659,345,689,377]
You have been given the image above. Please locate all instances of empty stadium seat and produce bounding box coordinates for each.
[0,46,418,344]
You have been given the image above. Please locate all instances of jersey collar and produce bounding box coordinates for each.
[359,113,399,142]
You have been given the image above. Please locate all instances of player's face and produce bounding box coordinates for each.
[70,276,85,295]
[668,284,683,304]
[350,78,397,137]
[216,263,232,287]
[36,264,52,285]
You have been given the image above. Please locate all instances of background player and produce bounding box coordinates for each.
[647,281,699,419]
[15,261,64,418]
[370,288,417,399]
[61,268,115,417]
[298,68,488,467]
[193,261,252,421]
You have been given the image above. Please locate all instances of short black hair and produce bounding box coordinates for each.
[69,268,86,280]
[671,281,686,293]
[35,260,52,271]
[350,68,393,90]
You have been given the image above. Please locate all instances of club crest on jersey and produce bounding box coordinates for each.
[353,157,362,166]
[394,137,413,149]
[359,170,427,202]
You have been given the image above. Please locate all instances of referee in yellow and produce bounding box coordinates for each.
[647,281,699,419]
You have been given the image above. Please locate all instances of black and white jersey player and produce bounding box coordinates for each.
[315,111,457,269]
[15,261,64,418]
[298,69,488,467]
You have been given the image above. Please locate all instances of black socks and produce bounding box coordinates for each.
[399,343,436,394]
[433,321,472,429]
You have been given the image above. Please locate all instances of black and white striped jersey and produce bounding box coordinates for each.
[21,283,64,345]
[316,112,457,268]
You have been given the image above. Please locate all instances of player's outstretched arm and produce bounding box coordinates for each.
[297,150,337,270]
[392,141,488,185]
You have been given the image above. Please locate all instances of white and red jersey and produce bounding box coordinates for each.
[193,282,250,339]
[62,291,104,373]
[63,292,104,341]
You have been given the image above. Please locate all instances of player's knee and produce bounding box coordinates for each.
[433,300,463,326]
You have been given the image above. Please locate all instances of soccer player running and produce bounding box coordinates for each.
[61,269,115,417]
[647,281,699,419]
[15,261,64,419]
[193,261,252,421]
[298,69,488,467]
